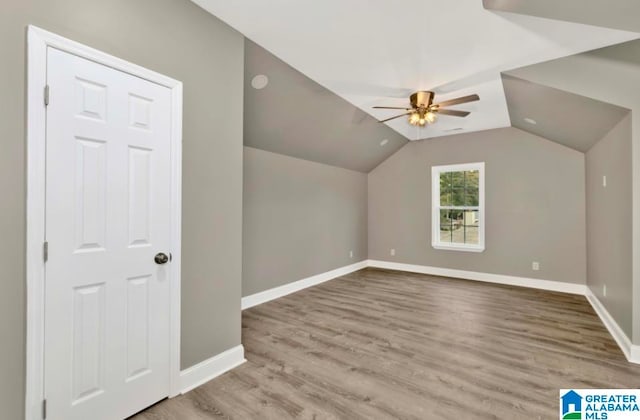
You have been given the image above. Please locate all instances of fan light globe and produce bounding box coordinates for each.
[409,113,420,125]
[426,112,437,123]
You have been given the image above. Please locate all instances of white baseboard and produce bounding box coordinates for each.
[179,344,246,394]
[241,260,368,310]
[585,288,640,364]
[367,260,587,295]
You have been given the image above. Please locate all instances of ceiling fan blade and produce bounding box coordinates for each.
[373,106,412,110]
[434,94,480,108]
[437,109,470,117]
[378,112,412,123]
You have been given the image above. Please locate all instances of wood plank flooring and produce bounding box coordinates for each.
[134,268,640,419]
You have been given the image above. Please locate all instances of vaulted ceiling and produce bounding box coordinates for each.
[502,74,630,152]
[193,0,637,142]
[244,39,407,173]
[483,0,640,33]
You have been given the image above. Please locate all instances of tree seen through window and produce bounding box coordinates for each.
[438,170,480,245]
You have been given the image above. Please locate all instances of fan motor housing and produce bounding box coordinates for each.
[410,91,435,108]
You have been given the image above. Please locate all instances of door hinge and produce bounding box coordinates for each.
[42,399,47,419]
[44,85,50,107]
[43,241,49,263]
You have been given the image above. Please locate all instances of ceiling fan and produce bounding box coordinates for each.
[373,91,479,127]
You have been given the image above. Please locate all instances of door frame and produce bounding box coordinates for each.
[26,25,183,420]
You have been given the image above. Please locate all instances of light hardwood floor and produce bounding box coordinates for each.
[134,268,640,419]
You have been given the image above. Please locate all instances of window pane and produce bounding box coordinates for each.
[439,170,479,206]
[463,210,480,245]
[439,209,453,243]
[450,210,464,244]
[464,186,479,206]
[451,187,465,206]
[465,170,479,190]
[440,172,452,192]
[439,209,479,245]
[440,189,451,206]
[439,172,451,205]
[464,170,479,206]
[451,171,465,188]
[440,209,464,243]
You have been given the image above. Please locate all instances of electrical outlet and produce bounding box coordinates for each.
[532,261,540,271]
[603,284,607,297]
[603,175,607,187]
[390,248,396,256]
[349,250,354,259]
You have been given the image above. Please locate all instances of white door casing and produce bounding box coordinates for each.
[26,27,182,420]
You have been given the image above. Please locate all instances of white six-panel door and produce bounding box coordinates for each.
[44,47,173,420]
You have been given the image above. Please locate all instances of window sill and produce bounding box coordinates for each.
[432,243,485,253]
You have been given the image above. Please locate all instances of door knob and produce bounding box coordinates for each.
[154,253,170,265]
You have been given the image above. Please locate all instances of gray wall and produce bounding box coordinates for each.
[586,114,633,336]
[0,1,244,417]
[505,39,640,343]
[368,127,587,284]
[243,147,368,296]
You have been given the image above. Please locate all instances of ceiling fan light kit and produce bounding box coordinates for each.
[374,90,479,127]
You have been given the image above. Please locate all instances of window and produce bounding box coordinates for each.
[431,162,484,252]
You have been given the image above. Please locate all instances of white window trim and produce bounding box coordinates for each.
[431,162,485,253]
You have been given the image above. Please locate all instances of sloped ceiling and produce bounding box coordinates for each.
[193,0,637,142]
[244,40,407,173]
[502,39,640,121]
[502,74,630,152]
[483,0,640,33]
